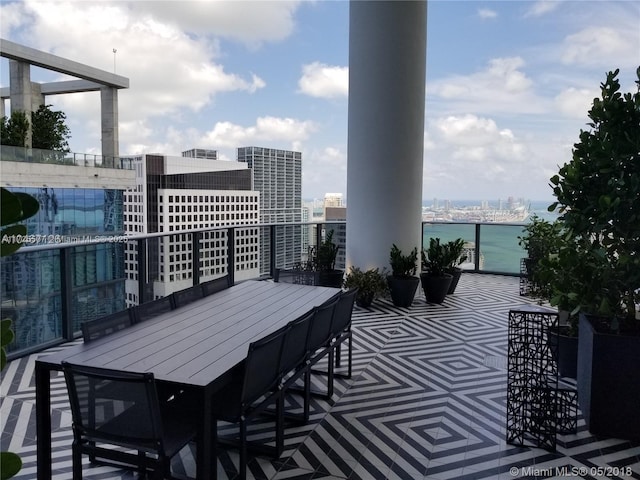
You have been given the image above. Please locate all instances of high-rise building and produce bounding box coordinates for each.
[237,146,302,273]
[122,153,260,304]
[0,156,135,352]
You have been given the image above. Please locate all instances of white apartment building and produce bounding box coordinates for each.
[123,153,260,305]
[237,146,303,273]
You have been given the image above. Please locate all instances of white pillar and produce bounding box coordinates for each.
[346,1,427,271]
[9,60,33,148]
[101,87,119,166]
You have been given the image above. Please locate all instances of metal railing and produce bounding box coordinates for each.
[2,220,527,359]
[0,145,135,169]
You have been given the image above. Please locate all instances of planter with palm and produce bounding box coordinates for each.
[443,238,468,294]
[387,244,419,307]
[420,238,453,304]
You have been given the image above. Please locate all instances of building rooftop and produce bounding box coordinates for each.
[2,274,639,479]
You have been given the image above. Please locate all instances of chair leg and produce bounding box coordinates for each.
[333,333,353,379]
[239,419,247,480]
[275,393,285,457]
[72,440,83,480]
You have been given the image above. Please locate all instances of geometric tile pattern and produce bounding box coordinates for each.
[2,274,640,479]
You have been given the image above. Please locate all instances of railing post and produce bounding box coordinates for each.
[60,247,74,340]
[269,225,277,277]
[475,224,481,272]
[137,238,147,305]
[192,231,201,286]
[227,228,235,285]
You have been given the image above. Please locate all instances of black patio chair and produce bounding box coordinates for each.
[62,362,198,480]
[211,325,289,480]
[172,284,204,308]
[304,297,339,399]
[201,275,232,296]
[328,288,358,379]
[132,295,175,324]
[278,310,315,423]
[81,310,134,343]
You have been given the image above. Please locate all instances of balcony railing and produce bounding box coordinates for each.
[1,220,527,360]
[0,145,135,169]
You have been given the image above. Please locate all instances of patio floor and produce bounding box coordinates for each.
[2,274,639,479]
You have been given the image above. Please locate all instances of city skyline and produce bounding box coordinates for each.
[1,0,639,201]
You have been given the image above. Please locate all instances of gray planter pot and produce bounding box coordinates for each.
[387,275,419,307]
[420,273,453,304]
[577,313,640,440]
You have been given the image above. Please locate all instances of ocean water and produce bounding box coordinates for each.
[422,200,559,274]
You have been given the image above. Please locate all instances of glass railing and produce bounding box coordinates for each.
[2,220,526,359]
[422,221,527,274]
[0,145,135,169]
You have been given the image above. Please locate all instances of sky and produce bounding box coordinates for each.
[1,1,639,203]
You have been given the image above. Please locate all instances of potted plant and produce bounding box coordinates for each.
[443,238,468,294]
[420,238,453,304]
[387,244,419,307]
[548,67,640,440]
[517,215,562,300]
[314,229,344,288]
[343,266,388,308]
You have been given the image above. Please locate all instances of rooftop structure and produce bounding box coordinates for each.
[0,38,128,163]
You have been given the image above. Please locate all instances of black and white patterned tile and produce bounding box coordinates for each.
[2,274,639,480]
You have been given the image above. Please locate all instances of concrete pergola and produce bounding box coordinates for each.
[0,38,129,163]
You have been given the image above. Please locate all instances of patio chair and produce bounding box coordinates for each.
[81,310,133,343]
[201,275,232,296]
[62,362,198,480]
[132,295,175,324]
[172,284,204,308]
[211,325,289,480]
[328,288,357,379]
[304,297,339,399]
[279,310,315,422]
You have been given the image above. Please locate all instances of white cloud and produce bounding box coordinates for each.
[554,87,596,119]
[128,0,304,48]
[298,62,348,99]
[524,1,560,18]
[561,26,636,67]
[302,146,347,199]
[477,8,497,20]
[428,57,546,116]
[200,116,317,149]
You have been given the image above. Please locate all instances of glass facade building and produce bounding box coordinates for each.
[0,187,126,353]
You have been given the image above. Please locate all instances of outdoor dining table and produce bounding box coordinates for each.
[35,279,341,480]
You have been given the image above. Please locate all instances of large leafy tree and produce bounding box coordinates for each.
[550,67,640,323]
[31,104,71,152]
[0,104,70,152]
[0,110,30,147]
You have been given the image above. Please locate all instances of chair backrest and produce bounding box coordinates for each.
[172,284,204,308]
[307,297,339,353]
[62,362,164,454]
[82,310,133,343]
[132,296,175,324]
[280,311,314,376]
[331,288,358,336]
[241,326,288,406]
[201,275,231,296]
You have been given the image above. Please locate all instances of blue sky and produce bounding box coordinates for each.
[1,1,639,202]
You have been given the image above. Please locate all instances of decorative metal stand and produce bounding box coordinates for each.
[506,305,564,451]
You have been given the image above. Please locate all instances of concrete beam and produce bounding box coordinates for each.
[1,80,106,100]
[0,38,129,89]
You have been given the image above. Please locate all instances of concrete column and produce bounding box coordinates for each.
[101,87,119,167]
[346,1,427,271]
[9,60,33,147]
